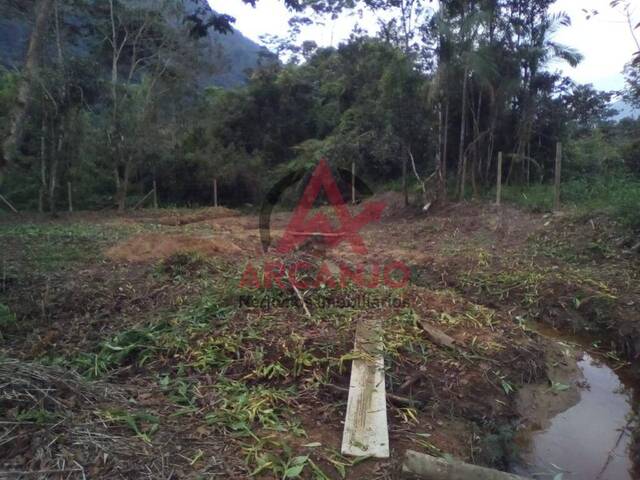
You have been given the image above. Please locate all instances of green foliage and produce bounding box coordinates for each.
[0,303,16,332]
[501,176,640,230]
[101,409,160,443]
[623,137,640,175]
[0,0,637,217]
[72,291,233,378]
[0,68,17,139]
[15,408,62,425]
[205,379,295,435]
[75,325,166,378]
[564,129,623,177]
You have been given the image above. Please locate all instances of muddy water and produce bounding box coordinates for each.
[514,340,635,479]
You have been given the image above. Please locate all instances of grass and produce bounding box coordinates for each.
[500,176,640,230]
[0,223,131,272]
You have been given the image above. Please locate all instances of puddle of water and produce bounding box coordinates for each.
[514,353,634,479]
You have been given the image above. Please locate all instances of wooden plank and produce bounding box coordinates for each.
[341,318,389,459]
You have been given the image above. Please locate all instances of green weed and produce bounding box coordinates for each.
[101,409,160,443]
[205,380,295,436]
[15,408,62,424]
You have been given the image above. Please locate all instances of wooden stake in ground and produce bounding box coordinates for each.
[67,182,73,213]
[496,151,503,206]
[213,178,218,208]
[152,179,158,209]
[0,193,18,213]
[351,161,356,205]
[341,317,389,459]
[402,156,409,207]
[554,142,562,212]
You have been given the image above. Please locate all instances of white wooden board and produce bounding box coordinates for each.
[341,319,389,458]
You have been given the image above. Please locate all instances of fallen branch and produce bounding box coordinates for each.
[408,148,437,210]
[402,450,527,479]
[0,193,18,213]
[596,418,633,479]
[419,320,456,349]
[285,270,311,318]
[324,383,422,408]
[398,371,426,393]
[133,188,156,210]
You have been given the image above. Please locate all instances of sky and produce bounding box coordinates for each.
[210,0,639,92]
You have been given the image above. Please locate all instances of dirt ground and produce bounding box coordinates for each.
[1,196,638,479]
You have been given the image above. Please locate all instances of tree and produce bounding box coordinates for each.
[564,84,617,132]
[1,0,55,174]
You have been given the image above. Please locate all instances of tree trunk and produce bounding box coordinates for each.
[485,108,497,185]
[437,99,449,203]
[442,100,449,199]
[39,115,46,214]
[456,67,469,201]
[1,0,55,170]
[460,154,467,200]
[471,152,478,198]
[48,133,60,215]
[471,90,482,198]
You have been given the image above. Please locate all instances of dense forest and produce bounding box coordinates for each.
[0,0,639,225]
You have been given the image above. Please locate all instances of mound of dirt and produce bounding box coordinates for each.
[141,207,240,226]
[361,191,409,219]
[106,233,243,263]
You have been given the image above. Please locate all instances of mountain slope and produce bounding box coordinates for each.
[0,1,267,88]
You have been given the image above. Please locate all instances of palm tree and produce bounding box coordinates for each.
[512,9,583,183]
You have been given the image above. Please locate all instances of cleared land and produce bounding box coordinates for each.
[1,196,638,479]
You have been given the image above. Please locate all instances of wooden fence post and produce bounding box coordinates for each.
[213,178,218,208]
[554,142,562,212]
[402,157,408,207]
[496,152,503,206]
[67,182,73,213]
[351,161,356,205]
[152,179,158,209]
